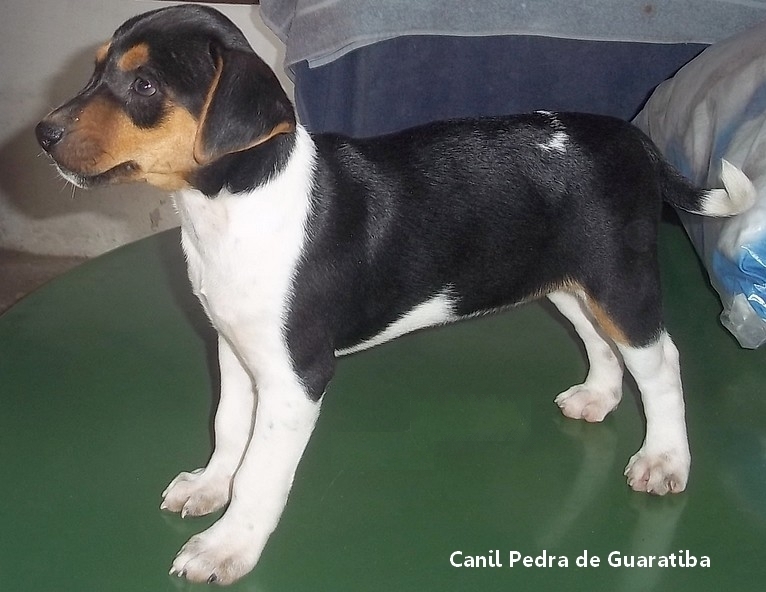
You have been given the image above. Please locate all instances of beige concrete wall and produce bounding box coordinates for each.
[0,1,292,257]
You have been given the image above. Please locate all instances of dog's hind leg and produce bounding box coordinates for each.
[617,332,690,495]
[550,282,690,494]
[547,290,624,422]
[161,336,255,517]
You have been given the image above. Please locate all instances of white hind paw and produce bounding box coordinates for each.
[624,448,690,495]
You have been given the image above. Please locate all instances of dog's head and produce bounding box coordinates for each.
[35,4,295,192]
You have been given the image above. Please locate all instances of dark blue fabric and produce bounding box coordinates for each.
[293,34,707,137]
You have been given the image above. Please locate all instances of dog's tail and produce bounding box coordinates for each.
[662,158,756,218]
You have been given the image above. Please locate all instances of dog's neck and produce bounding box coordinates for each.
[189,129,299,198]
[174,125,316,277]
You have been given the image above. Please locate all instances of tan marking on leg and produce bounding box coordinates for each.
[582,295,629,345]
[549,281,630,345]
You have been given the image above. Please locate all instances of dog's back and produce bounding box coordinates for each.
[292,112,750,355]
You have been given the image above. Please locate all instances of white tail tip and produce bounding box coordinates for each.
[701,159,757,217]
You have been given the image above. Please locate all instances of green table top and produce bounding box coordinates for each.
[1,222,764,591]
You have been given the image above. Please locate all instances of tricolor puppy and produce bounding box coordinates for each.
[36,4,754,585]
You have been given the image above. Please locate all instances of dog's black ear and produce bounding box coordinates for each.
[194,47,295,164]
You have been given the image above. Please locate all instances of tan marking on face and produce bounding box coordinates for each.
[95,41,111,64]
[193,55,224,164]
[118,42,150,71]
[52,96,200,191]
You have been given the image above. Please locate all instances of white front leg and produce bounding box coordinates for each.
[169,351,322,584]
[161,336,255,517]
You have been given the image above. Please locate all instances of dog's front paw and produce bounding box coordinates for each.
[161,468,231,518]
[555,384,621,422]
[170,522,260,585]
[624,448,690,495]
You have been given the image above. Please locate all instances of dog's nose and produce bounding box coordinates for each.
[35,120,65,152]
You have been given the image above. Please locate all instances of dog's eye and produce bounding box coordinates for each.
[132,76,157,97]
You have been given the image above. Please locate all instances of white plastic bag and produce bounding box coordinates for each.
[634,20,766,348]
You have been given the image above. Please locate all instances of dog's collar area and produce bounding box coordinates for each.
[190,130,298,198]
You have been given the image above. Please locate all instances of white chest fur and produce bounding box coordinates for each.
[173,127,316,337]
